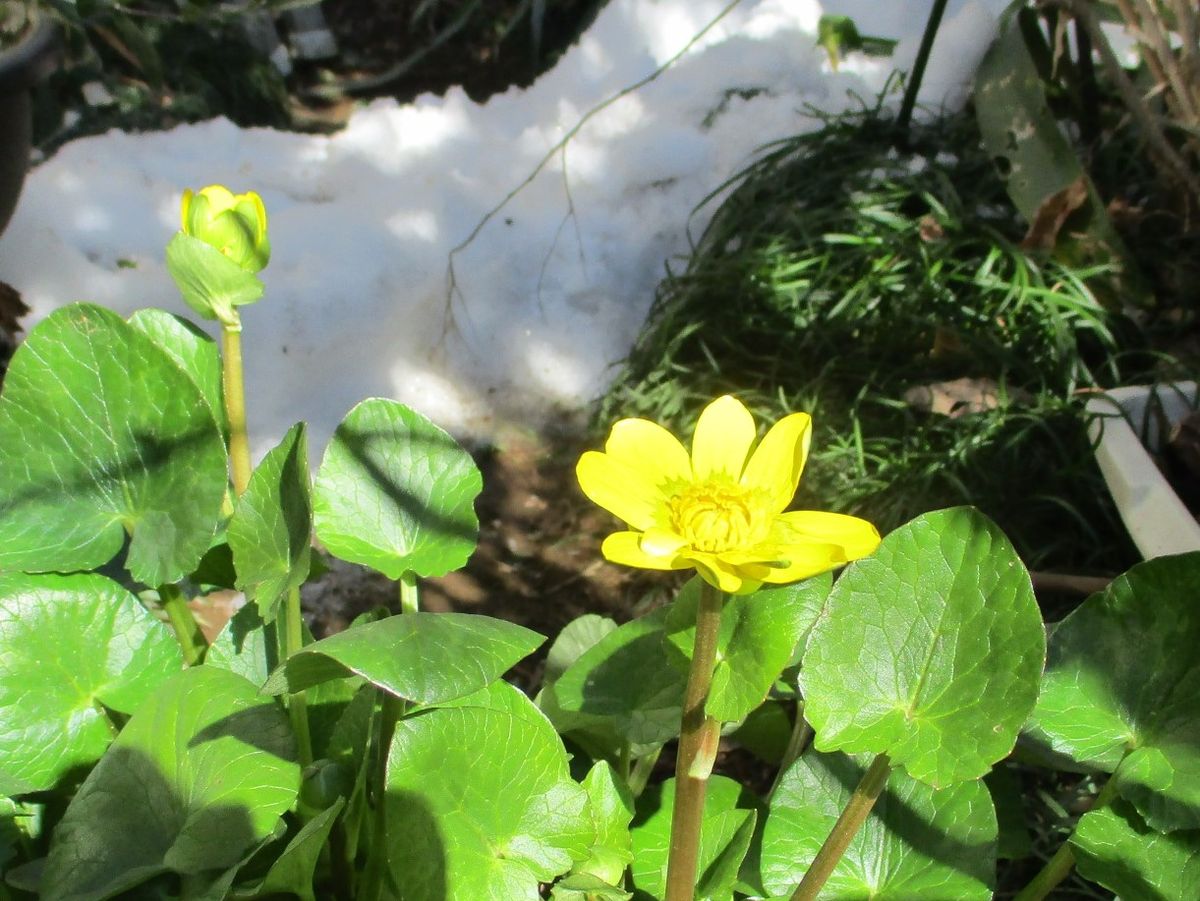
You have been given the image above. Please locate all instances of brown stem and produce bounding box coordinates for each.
[664,580,725,901]
[791,753,892,901]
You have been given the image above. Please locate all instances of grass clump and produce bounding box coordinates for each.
[600,108,1145,574]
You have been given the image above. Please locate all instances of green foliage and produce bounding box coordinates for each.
[0,303,227,584]
[630,776,757,901]
[261,611,543,701]
[1071,799,1200,900]
[227,422,312,622]
[41,666,299,899]
[2,180,1190,901]
[313,398,484,580]
[1027,552,1200,831]
[384,693,591,900]
[0,572,181,791]
[665,577,828,724]
[762,750,997,898]
[802,508,1045,786]
[600,108,1141,571]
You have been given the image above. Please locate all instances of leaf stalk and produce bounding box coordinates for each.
[158,583,207,665]
[791,752,892,901]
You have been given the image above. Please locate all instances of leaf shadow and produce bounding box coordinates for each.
[38,746,263,898]
[332,422,480,550]
[382,788,448,900]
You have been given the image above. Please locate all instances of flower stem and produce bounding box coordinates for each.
[398,571,419,615]
[791,753,892,901]
[280,585,313,769]
[158,583,207,666]
[220,322,252,496]
[664,580,725,901]
[1013,771,1123,901]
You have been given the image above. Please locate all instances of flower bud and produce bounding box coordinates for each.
[180,185,270,274]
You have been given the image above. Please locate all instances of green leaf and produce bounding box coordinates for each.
[1026,552,1200,831]
[227,423,312,622]
[385,703,591,900]
[127,308,226,436]
[730,701,793,765]
[248,798,345,901]
[42,666,299,900]
[571,761,634,886]
[262,612,544,702]
[801,507,1045,786]
[761,750,996,898]
[550,606,688,747]
[1071,799,1200,901]
[666,577,825,723]
[545,614,619,683]
[0,304,227,584]
[629,776,756,901]
[0,572,182,791]
[205,603,277,686]
[165,232,264,325]
[313,399,482,579]
[551,873,632,900]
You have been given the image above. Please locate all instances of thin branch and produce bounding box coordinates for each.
[443,0,746,322]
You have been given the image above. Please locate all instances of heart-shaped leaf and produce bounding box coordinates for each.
[227,423,312,622]
[1027,552,1200,831]
[313,399,482,579]
[550,606,688,748]
[262,612,543,703]
[666,576,828,723]
[0,572,182,791]
[801,507,1045,786]
[629,776,757,901]
[761,750,996,898]
[127,309,227,435]
[42,666,299,900]
[1071,799,1200,900]
[0,304,227,584]
[385,699,591,899]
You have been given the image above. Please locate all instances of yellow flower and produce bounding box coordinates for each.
[577,396,880,594]
[180,185,270,273]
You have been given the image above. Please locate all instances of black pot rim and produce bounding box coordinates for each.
[0,14,58,94]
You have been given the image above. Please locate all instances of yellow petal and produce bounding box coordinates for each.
[180,188,195,231]
[740,412,812,512]
[198,184,238,215]
[640,527,688,557]
[774,510,881,560]
[753,542,846,583]
[577,452,669,530]
[605,418,691,488]
[683,550,760,594]
[691,395,757,481]
[602,531,692,571]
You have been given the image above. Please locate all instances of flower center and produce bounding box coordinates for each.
[668,479,765,553]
